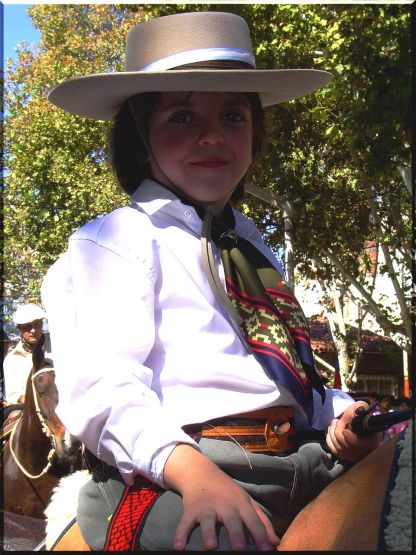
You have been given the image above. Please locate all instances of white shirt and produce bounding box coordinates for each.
[3,333,52,404]
[41,180,354,487]
[3,340,33,403]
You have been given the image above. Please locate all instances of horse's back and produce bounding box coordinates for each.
[278,432,406,551]
[52,520,90,551]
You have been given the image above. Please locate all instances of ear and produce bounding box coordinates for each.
[32,338,45,371]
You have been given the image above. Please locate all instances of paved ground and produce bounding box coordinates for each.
[1,510,46,551]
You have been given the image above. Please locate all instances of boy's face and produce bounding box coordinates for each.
[148,91,253,210]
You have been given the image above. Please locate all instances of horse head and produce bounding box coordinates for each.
[2,340,85,521]
[31,338,82,462]
[31,362,82,461]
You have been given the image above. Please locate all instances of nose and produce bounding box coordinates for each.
[198,120,224,147]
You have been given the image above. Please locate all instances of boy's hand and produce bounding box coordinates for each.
[164,444,279,551]
[326,401,383,462]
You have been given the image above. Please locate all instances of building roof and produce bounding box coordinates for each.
[308,316,402,355]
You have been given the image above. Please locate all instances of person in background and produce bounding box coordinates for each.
[367,391,380,408]
[378,394,394,414]
[2,304,50,406]
[386,396,412,438]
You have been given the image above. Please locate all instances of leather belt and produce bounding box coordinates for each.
[183,406,296,454]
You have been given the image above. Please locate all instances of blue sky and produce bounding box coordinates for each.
[3,3,41,68]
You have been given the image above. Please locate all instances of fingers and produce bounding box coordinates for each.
[251,500,280,548]
[223,509,275,551]
[173,512,196,550]
[327,417,349,452]
[341,401,369,424]
[173,502,277,551]
[199,512,220,550]
[326,411,383,462]
[173,508,248,551]
[223,510,250,551]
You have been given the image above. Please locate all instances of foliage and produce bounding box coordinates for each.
[238,4,412,356]
[4,4,411,355]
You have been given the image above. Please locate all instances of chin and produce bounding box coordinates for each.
[194,185,236,203]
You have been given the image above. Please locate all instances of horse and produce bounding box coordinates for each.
[1,342,84,521]
[278,422,413,551]
[43,420,413,551]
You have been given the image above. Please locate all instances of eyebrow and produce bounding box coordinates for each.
[161,93,251,111]
[162,99,193,110]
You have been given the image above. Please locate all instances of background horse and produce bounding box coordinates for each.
[1,343,84,520]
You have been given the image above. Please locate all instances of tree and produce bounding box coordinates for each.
[4,4,411,373]
[240,4,411,364]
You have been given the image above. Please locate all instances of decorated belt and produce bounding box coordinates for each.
[182,406,296,454]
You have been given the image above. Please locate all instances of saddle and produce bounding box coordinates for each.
[1,410,23,444]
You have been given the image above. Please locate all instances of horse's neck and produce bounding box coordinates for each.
[16,394,52,457]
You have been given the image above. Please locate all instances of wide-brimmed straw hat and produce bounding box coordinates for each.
[48,11,332,121]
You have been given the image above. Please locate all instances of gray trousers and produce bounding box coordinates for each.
[77,438,348,551]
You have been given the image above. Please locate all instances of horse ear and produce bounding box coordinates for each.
[32,335,46,371]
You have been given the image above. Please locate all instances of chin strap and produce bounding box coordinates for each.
[128,96,240,210]
[128,98,198,205]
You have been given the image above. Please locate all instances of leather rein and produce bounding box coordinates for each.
[9,368,57,479]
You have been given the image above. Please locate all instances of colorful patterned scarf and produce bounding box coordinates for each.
[201,203,325,423]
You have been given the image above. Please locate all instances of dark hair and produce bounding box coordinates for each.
[109,91,265,201]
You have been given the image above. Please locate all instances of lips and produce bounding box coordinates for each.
[190,158,229,169]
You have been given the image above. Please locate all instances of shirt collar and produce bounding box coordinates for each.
[130,179,203,235]
[130,179,179,216]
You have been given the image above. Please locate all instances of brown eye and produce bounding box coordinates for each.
[224,111,245,122]
[170,111,193,124]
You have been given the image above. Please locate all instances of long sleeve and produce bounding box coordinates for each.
[42,181,355,487]
[41,210,198,487]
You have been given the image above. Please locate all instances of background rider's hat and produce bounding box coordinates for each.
[48,11,333,121]
[13,304,46,325]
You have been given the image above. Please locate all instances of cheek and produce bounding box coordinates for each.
[230,129,253,162]
[150,129,189,158]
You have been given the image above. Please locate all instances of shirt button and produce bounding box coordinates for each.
[184,210,192,218]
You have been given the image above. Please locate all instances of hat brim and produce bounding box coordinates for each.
[48,69,332,120]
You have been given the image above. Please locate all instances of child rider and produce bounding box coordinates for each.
[42,10,382,551]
